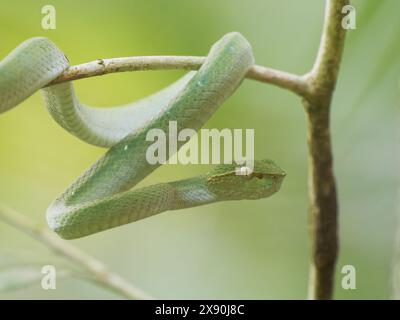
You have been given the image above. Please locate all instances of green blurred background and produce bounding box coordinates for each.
[0,0,399,299]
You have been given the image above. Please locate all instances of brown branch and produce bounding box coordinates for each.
[304,0,349,300]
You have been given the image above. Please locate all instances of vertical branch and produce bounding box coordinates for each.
[304,0,349,299]
[304,97,338,300]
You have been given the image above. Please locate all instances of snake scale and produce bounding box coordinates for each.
[0,32,285,239]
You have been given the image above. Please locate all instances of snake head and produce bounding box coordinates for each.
[206,159,286,201]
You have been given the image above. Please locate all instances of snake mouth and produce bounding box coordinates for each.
[244,171,286,180]
[213,169,286,181]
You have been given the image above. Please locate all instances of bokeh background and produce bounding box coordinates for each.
[0,0,399,299]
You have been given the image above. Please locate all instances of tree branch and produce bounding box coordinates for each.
[304,0,349,300]
[0,204,152,300]
[48,56,310,97]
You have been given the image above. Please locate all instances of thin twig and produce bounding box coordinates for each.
[48,56,310,97]
[0,204,152,300]
[304,0,349,300]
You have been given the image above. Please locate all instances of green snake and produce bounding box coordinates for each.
[0,32,285,239]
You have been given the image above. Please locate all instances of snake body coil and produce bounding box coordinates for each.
[0,33,285,239]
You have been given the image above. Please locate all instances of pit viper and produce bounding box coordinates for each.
[0,32,285,239]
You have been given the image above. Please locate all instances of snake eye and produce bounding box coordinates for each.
[252,172,265,179]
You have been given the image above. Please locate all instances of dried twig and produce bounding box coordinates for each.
[0,204,152,300]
